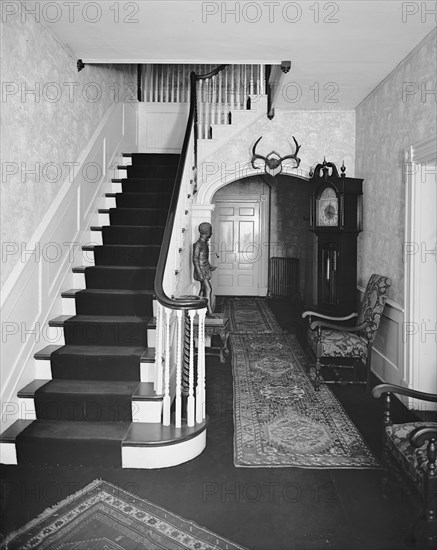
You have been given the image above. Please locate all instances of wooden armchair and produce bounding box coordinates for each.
[372,383,437,547]
[302,274,392,390]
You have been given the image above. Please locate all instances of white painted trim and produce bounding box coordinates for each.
[403,134,437,403]
[0,443,17,465]
[83,59,282,65]
[357,285,404,313]
[195,164,311,205]
[0,103,138,430]
[122,430,207,469]
[357,286,404,386]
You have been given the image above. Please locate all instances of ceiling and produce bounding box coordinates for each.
[42,0,436,109]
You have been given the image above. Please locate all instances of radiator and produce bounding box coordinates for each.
[269,257,299,300]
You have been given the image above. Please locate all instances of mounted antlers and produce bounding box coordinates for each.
[251,136,301,175]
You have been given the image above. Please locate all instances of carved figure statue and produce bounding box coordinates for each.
[193,222,217,316]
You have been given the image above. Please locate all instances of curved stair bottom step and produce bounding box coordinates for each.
[122,419,208,469]
[0,418,208,469]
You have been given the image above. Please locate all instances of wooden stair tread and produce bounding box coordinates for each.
[0,420,34,442]
[98,208,168,213]
[73,265,156,273]
[34,345,155,362]
[123,417,208,447]
[49,315,152,326]
[62,289,155,298]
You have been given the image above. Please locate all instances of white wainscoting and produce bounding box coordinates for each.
[357,286,405,387]
[138,103,189,153]
[0,103,138,430]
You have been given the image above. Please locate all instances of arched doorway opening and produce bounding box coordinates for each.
[210,174,314,301]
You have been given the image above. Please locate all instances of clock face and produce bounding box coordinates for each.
[317,187,339,227]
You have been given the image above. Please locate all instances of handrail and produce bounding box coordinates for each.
[154,65,227,311]
[154,72,206,310]
[196,64,227,81]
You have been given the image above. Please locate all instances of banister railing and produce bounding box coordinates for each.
[152,64,265,432]
[153,66,233,431]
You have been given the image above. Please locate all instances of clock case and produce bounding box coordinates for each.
[309,161,363,314]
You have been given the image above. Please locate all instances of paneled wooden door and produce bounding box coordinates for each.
[212,199,267,296]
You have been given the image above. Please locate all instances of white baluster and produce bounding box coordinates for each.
[243,65,247,106]
[154,65,158,102]
[187,309,196,427]
[155,303,164,395]
[224,69,228,112]
[163,307,171,426]
[261,64,266,95]
[205,78,210,138]
[198,79,203,139]
[175,309,183,428]
[210,74,216,127]
[230,65,235,109]
[196,308,207,423]
[237,65,243,109]
[250,64,254,96]
[176,64,180,103]
[217,70,223,124]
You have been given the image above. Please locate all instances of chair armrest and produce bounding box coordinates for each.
[302,310,358,322]
[310,320,370,333]
[410,426,437,448]
[372,383,437,402]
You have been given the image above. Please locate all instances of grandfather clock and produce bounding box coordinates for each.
[309,159,363,314]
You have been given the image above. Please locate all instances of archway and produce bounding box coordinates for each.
[196,170,314,300]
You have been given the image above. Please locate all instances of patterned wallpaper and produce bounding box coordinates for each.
[1,14,136,287]
[356,29,437,306]
[199,109,356,185]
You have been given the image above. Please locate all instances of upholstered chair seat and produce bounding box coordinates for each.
[386,421,437,487]
[303,274,392,389]
[307,329,368,358]
[372,384,437,547]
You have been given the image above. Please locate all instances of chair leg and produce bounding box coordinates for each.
[314,358,322,391]
[365,349,372,394]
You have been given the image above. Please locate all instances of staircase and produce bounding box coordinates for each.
[0,153,208,469]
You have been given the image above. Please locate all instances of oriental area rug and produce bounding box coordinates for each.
[223,297,283,334]
[231,331,379,469]
[0,480,247,550]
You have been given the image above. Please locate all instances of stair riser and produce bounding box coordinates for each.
[0,428,206,468]
[101,226,165,245]
[115,196,171,209]
[92,247,160,267]
[98,212,110,225]
[73,271,86,288]
[62,296,158,317]
[0,443,17,465]
[109,210,168,226]
[121,180,174,193]
[46,326,156,347]
[18,397,162,423]
[63,322,149,347]
[75,293,154,317]
[122,165,177,179]
[129,153,180,166]
[35,358,155,383]
[122,430,207,469]
[84,268,156,290]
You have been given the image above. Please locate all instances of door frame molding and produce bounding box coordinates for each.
[404,134,437,400]
[213,194,269,295]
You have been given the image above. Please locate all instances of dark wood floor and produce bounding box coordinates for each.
[0,299,425,549]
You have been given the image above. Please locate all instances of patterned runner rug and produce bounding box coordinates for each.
[232,332,379,468]
[223,298,283,334]
[0,480,247,550]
